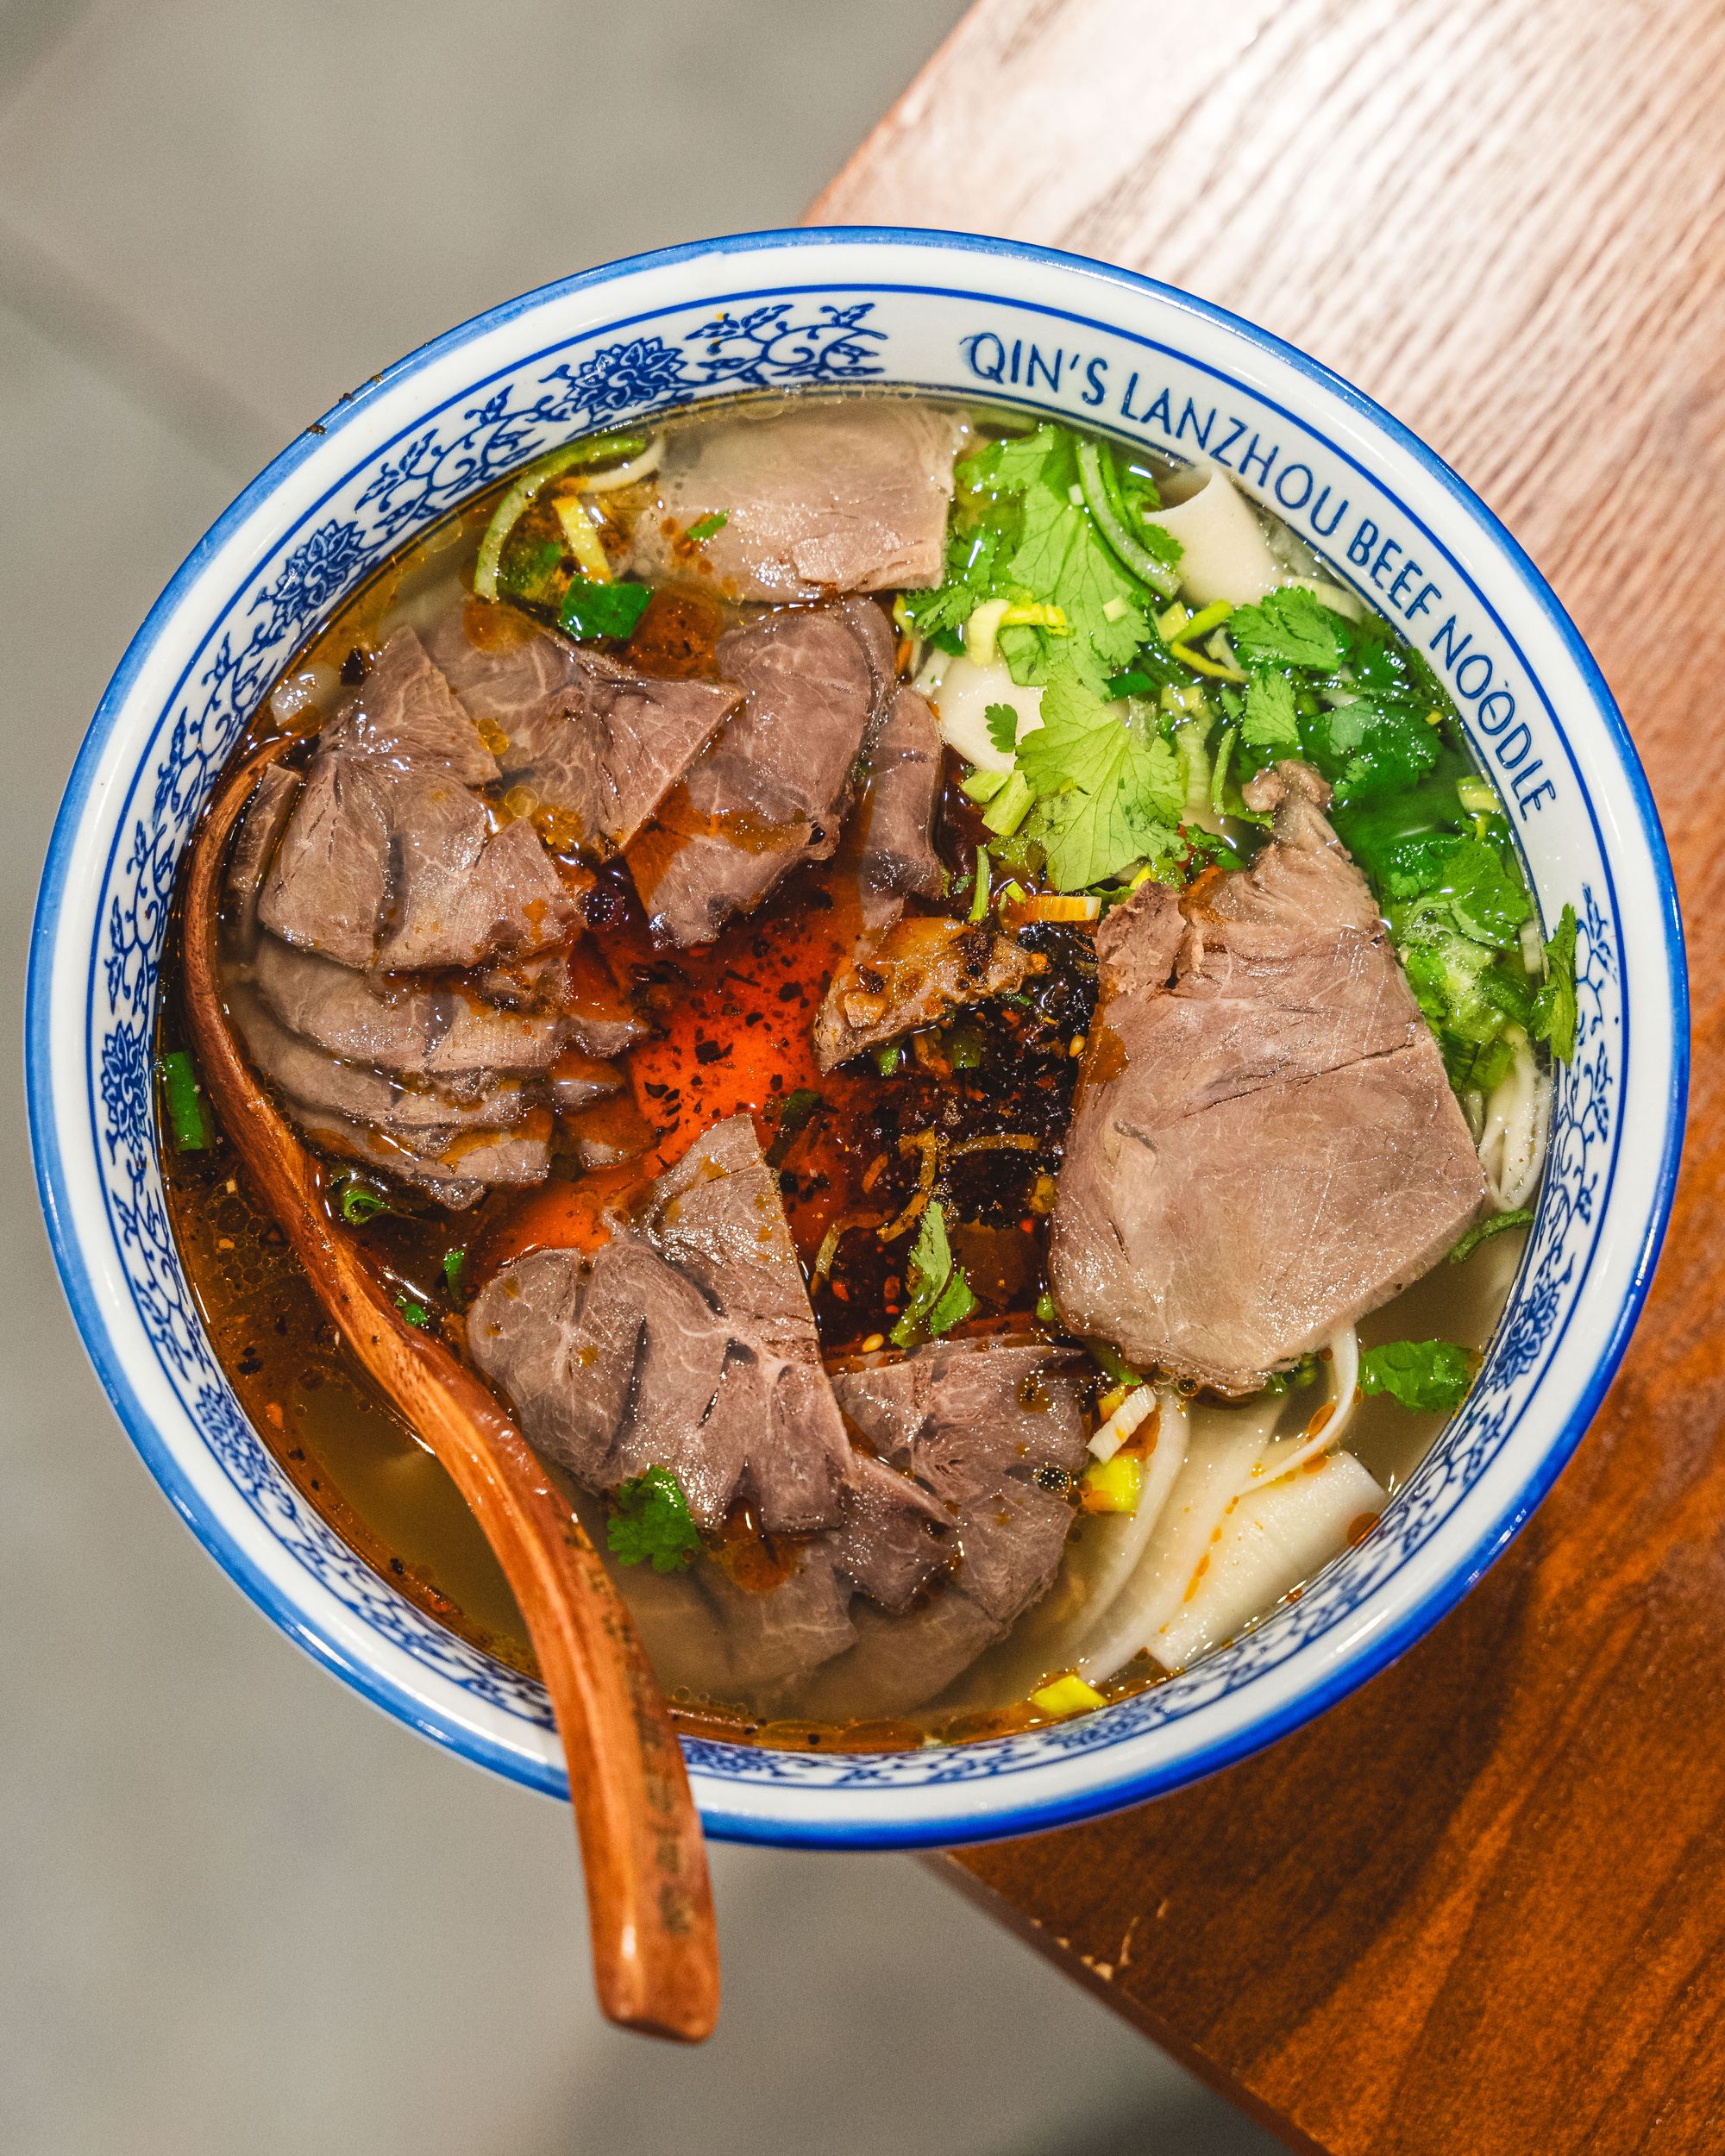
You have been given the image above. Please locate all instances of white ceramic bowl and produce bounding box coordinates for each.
[28,229,1685,1848]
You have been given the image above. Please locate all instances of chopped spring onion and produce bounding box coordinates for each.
[1035,1289,1059,1325]
[685,510,729,543]
[1457,775,1502,816]
[395,1296,433,1330]
[158,1050,213,1151]
[969,845,991,923]
[442,1248,467,1294]
[964,597,1010,667]
[980,768,1034,838]
[1449,1206,1534,1263]
[1170,642,1242,680]
[336,1179,390,1224]
[1032,1672,1106,1718]
[559,577,654,642]
[1076,440,1182,599]
[961,765,1013,805]
[555,496,612,583]
[875,1044,904,1076]
[1088,1382,1157,1463]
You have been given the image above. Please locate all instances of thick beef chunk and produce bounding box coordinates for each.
[468,1115,851,1535]
[626,401,963,600]
[249,934,565,1077]
[852,686,944,929]
[257,627,577,971]
[1051,760,1487,1393]
[812,916,1033,1070]
[628,605,882,947]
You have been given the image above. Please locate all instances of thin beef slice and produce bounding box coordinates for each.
[1050,760,1487,1394]
[627,400,963,600]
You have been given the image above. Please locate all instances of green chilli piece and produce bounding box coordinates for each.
[158,1050,213,1151]
[473,432,646,601]
[1076,439,1182,599]
[560,576,654,642]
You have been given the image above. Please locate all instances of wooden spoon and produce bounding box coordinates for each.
[182,743,720,2043]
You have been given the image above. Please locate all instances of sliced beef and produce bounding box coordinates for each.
[627,400,963,600]
[798,1585,1004,1726]
[424,605,586,736]
[852,686,944,929]
[494,648,742,854]
[626,605,881,947]
[226,764,301,951]
[257,752,396,968]
[799,1339,1088,1717]
[639,1113,851,1532]
[227,983,530,1138]
[643,1543,858,1709]
[256,626,577,972]
[468,1115,851,1536]
[1050,760,1488,1393]
[813,916,1034,1069]
[249,934,565,1077]
[318,627,499,783]
[546,1048,624,1112]
[831,1450,951,1614]
[289,1100,551,1209]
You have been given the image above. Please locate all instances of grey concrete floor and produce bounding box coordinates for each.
[0,4,1286,2150]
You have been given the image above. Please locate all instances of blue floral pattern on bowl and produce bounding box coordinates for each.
[28,232,1684,1846]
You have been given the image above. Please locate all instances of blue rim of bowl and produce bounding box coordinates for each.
[26,225,1689,1846]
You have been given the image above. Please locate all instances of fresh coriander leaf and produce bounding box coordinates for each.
[900,524,1003,645]
[963,423,1069,496]
[1138,519,1183,572]
[1019,669,1182,814]
[1239,671,1302,758]
[1449,1208,1534,1263]
[891,1201,977,1347]
[985,702,1021,755]
[1358,1339,1473,1414]
[395,1296,432,1330]
[1228,586,1348,672]
[685,510,728,543]
[1016,667,1183,889]
[1440,838,1534,947]
[442,1248,467,1294]
[1005,488,1151,686]
[1302,695,1440,805]
[1532,903,1579,1062]
[559,577,653,641]
[606,1465,701,1572]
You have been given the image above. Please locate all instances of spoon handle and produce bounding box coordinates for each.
[184,749,719,2043]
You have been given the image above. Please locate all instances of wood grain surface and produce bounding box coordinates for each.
[815,3,1724,2150]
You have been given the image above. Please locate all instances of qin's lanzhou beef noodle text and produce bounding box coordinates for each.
[161,394,1576,1745]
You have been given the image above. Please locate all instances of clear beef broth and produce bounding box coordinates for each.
[160,392,1540,1749]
